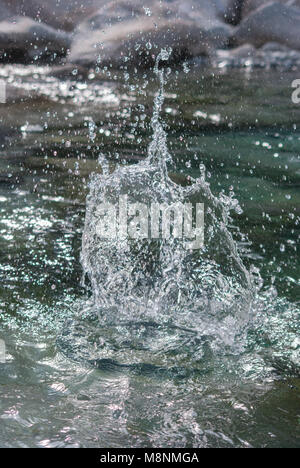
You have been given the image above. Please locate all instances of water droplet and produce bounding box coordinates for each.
[143,7,152,16]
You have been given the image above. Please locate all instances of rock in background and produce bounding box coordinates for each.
[224,0,300,24]
[0,0,104,31]
[0,16,71,62]
[230,2,300,51]
[68,0,232,67]
[0,0,300,68]
[239,0,300,19]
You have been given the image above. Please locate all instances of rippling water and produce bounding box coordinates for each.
[0,61,299,448]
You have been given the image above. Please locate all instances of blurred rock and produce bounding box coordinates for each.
[224,0,300,24]
[0,16,71,62]
[0,0,105,31]
[241,0,300,18]
[230,2,300,50]
[1,0,298,68]
[69,0,232,68]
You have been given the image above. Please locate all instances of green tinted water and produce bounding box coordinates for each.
[0,65,299,447]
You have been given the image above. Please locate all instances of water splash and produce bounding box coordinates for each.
[80,50,254,356]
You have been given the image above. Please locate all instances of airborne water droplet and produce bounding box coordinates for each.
[143,7,152,16]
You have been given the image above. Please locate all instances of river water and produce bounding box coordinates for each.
[0,62,299,448]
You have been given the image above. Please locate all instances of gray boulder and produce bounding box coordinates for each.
[230,2,300,50]
[224,0,300,24]
[69,0,232,67]
[0,16,71,62]
[0,0,105,31]
[241,0,300,18]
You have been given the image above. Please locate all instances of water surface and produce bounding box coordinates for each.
[0,63,299,448]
